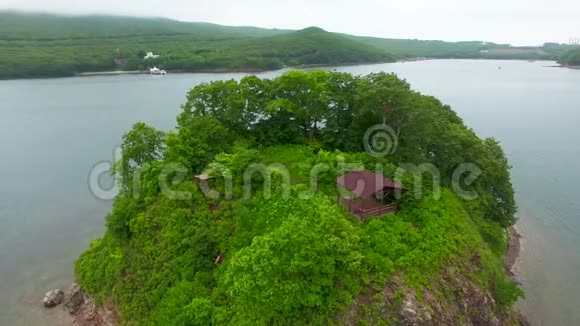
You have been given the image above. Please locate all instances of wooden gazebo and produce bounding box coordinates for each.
[337,170,404,222]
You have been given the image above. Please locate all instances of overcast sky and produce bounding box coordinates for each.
[1,0,578,45]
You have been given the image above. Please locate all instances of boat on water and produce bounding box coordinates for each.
[149,67,167,75]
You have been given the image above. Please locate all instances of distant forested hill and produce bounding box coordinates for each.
[0,12,573,79]
[241,27,392,67]
[0,12,392,79]
[350,36,571,60]
[0,12,289,40]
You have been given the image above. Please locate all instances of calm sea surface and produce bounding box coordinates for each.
[0,60,578,325]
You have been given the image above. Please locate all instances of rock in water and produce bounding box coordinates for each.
[42,289,64,308]
[64,283,85,314]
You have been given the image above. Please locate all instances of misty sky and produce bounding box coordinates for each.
[1,0,578,45]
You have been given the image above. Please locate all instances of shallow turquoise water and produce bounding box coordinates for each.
[0,60,577,325]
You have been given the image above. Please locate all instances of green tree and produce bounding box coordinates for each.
[166,116,233,174]
[223,194,364,323]
[113,122,165,191]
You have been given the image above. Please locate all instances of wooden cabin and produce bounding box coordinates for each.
[337,170,404,222]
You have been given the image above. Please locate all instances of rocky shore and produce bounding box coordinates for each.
[42,284,117,326]
[505,227,530,326]
[44,226,525,326]
[505,227,522,276]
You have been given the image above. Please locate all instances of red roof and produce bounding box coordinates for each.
[337,170,404,198]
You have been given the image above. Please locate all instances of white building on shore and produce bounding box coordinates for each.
[144,52,160,60]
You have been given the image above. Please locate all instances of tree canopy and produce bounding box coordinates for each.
[75,70,522,325]
[0,13,392,79]
[0,12,573,79]
[179,70,516,226]
[559,47,580,66]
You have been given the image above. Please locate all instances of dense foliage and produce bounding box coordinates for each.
[350,37,571,60]
[76,71,522,324]
[0,12,391,79]
[559,47,580,66]
[181,70,516,226]
[0,12,573,79]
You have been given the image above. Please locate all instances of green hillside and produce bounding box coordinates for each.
[237,27,393,66]
[75,70,523,325]
[348,36,495,58]
[0,12,574,79]
[0,11,289,40]
[352,36,571,60]
[0,12,393,79]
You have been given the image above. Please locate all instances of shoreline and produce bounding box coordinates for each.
[43,225,526,326]
[69,59,562,78]
[76,70,143,77]
[73,60,399,77]
[546,64,580,69]
[504,226,530,325]
[505,226,521,274]
[41,284,117,326]
[0,58,559,82]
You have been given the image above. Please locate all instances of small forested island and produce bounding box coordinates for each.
[0,11,574,79]
[69,70,526,325]
[558,47,580,67]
